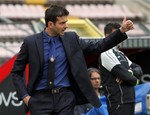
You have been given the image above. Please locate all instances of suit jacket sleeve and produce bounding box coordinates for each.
[10,38,29,100]
[79,29,127,53]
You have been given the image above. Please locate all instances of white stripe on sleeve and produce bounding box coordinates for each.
[101,49,121,71]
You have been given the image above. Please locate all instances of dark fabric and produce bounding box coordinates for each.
[37,31,70,90]
[109,103,135,115]
[130,63,143,79]
[28,88,76,115]
[111,65,137,86]
[99,48,142,115]
[36,31,50,90]
[48,60,55,88]
[45,33,56,89]
[11,30,127,113]
[74,103,93,115]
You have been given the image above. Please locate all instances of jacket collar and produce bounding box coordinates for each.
[35,32,72,66]
[35,32,44,67]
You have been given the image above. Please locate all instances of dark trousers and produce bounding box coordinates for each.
[109,103,135,115]
[28,88,76,115]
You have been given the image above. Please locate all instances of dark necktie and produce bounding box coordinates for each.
[48,38,56,88]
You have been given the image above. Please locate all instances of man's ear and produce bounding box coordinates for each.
[48,21,53,27]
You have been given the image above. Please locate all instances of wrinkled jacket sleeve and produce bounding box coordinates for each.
[101,49,137,86]
[124,55,143,79]
[10,38,29,101]
[79,29,127,53]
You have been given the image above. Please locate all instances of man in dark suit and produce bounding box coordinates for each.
[10,5,134,115]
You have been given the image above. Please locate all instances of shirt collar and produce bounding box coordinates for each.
[42,30,59,43]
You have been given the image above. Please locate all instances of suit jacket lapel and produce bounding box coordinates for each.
[60,34,71,61]
[35,32,44,68]
[34,32,71,67]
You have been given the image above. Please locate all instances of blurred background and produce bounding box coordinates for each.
[1,0,150,82]
[0,0,150,114]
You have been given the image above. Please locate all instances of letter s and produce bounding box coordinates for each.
[11,92,23,107]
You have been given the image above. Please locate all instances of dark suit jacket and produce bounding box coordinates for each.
[11,29,127,108]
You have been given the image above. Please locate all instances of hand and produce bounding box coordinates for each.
[116,78,123,84]
[120,16,134,33]
[23,95,31,107]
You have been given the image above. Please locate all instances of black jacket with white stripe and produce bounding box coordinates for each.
[99,47,143,108]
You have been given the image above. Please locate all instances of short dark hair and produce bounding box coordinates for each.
[104,22,121,35]
[45,5,69,27]
[87,67,101,78]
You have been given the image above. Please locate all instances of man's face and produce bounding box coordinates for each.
[90,72,101,89]
[49,16,68,36]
